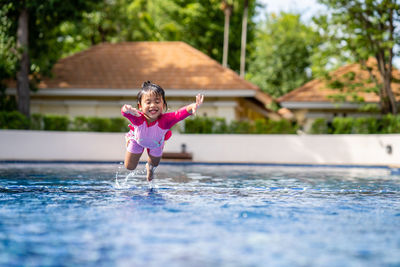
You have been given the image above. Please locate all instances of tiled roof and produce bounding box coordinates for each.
[278,58,400,103]
[37,41,262,92]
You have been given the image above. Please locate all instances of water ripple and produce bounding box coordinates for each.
[0,164,399,267]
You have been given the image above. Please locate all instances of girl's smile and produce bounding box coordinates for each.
[139,92,165,122]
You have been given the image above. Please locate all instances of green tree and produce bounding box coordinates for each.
[246,12,320,98]
[0,3,18,111]
[158,0,257,73]
[315,0,400,114]
[221,0,233,68]
[57,0,179,54]
[240,0,250,77]
[1,0,258,114]
[0,0,100,116]
[56,0,257,73]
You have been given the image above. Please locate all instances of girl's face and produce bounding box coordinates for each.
[138,92,165,122]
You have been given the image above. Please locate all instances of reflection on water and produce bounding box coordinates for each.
[0,163,399,266]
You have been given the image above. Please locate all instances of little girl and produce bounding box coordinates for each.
[121,81,204,181]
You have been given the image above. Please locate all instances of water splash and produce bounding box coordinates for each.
[148,179,158,190]
[114,162,149,189]
[115,162,146,189]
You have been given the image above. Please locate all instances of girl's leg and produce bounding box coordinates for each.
[125,138,144,170]
[124,151,142,170]
[146,154,161,181]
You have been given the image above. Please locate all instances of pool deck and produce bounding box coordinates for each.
[1,130,399,169]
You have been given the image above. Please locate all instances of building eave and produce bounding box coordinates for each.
[280,101,377,110]
[6,88,257,98]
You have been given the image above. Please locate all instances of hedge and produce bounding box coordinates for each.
[309,118,331,134]
[43,114,69,131]
[309,115,400,134]
[184,117,298,134]
[0,112,129,132]
[3,111,400,135]
[0,111,30,130]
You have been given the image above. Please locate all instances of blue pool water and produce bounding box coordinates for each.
[0,163,399,267]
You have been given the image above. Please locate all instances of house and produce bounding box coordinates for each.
[278,59,400,130]
[7,41,275,123]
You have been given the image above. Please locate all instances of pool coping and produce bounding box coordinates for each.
[0,159,395,170]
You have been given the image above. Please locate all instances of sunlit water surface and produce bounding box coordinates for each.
[0,163,399,267]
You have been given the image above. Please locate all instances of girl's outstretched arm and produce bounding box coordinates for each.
[121,104,145,125]
[121,104,141,117]
[158,94,205,129]
[186,94,204,114]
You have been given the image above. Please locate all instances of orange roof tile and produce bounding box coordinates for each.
[278,58,400,103]
[37,41,262,92]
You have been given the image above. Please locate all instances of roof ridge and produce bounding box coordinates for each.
[277,78,322,102]
[34,41,266,93]
[278,59,400,103]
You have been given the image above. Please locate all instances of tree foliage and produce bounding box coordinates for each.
[1,0,101,77]
[6,0,398,118]
[1,0,260,114]
[315,0,400,114]
[0,0,101,115]
[246,12,320,98]
[56,0,258,72]
[0,3,18,111]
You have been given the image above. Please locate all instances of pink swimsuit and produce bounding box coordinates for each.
[122,107,191,157]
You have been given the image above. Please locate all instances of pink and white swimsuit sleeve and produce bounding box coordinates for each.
[157,107,192,129]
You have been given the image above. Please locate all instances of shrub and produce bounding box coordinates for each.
[352,117,380,134]
[310,116,396,134]
[185,116,214,133]
[212,118,228,133]
[200,117,214,133]
[381,114,400,133]
[254,119,269,134]
[229,120,253,134]
[266,119,298,134]
[0,111,30,129]
[332,117,354,134]
[109,118,129,132]
[86,117,111,132]
[309,118,330,134]
[43,114,70,131]
[30,114,44,130]
[71,116,89,131]
[183,116,299,134]
[62,116,129,132]
[184,117,200,133]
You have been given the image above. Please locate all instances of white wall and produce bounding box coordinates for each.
[165,134,400,166]
[0,130,125,162]
[1,130,399,167]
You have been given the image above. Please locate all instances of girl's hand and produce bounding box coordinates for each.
[122,104,141,117]
[187,94,204,114]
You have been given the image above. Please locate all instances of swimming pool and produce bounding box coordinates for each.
[0,163,399,266]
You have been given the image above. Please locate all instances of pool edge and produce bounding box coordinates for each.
[0,159,393,170]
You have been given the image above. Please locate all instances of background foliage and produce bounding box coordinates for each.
[314,0,400,114]
[3,111,400,134]
[1,0,399,118]
[246,12,321,98]
[309,115,400,134]
[0,111,129,132]
[40,0,258,73]
[0,111,299,134]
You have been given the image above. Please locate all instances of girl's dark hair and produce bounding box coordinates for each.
[137,81,167,110]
